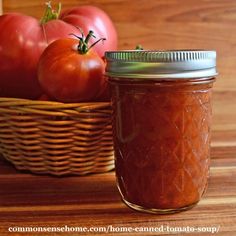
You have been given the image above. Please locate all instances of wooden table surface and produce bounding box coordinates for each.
[0,129,236,236]
[1,0,236,235]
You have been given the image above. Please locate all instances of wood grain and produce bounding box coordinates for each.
[1,1,236,235]
[0,142,236,235]
[2,0,236,134]
[2,0,236,91]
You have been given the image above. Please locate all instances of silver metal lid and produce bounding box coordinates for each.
[105,50,217,79]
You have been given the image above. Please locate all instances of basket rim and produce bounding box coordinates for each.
[0,97,111,107]
[0,97,112,116]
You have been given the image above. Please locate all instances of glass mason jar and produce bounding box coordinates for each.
[105,50,217,214]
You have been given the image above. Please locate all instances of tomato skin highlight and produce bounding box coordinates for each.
[0,13,80,99]
[38,38,106,103]
[0,5,117,99]
[60,5,118,58]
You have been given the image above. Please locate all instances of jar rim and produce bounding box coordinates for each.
[105,50,217,79]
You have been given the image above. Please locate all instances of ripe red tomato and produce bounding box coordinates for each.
[0,4,80,99]
[38,33,106,103]
[60,6,118,58]
[0,3,117,99]
[37,94,55,101]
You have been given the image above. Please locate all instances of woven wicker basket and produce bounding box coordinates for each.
[0,97,114,176]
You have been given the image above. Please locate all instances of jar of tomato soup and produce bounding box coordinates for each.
[105,50,217,214]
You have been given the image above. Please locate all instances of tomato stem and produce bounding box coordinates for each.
[88,38,106,51]
[70,30,106,54]
[40,1,61,24]
[135,45,143,50]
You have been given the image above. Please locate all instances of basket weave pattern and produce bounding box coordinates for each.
[0,98,114,175]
